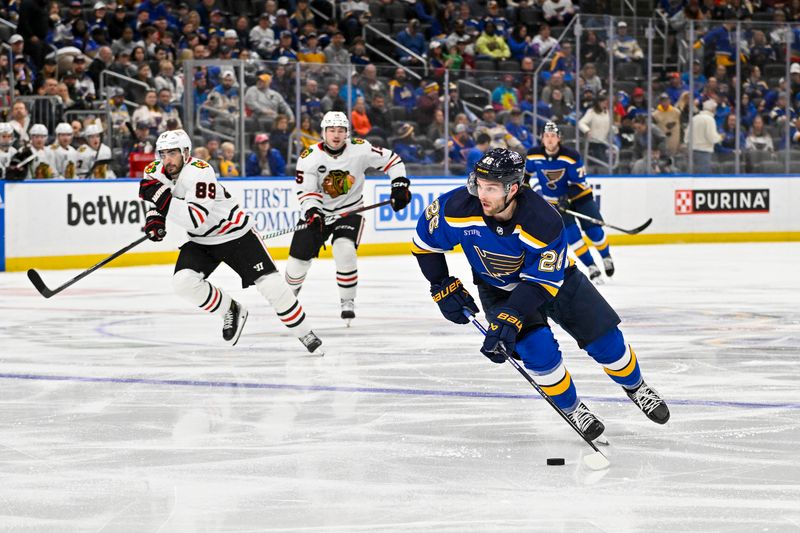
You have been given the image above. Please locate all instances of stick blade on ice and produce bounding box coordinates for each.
[583,451,611,470]
[27,269,54,298]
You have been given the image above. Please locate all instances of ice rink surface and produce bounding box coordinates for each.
[1,242,799,532]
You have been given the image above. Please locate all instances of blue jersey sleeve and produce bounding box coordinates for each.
[412,192,459,255]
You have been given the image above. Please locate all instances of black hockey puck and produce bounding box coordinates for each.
[546,457,565,466]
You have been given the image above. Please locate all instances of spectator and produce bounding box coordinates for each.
[209,69,240,120]
[415,81,441,129]
[324,31,350,81]
[578,91,614,167]
[270,114,292,158]
[631,114,667,159]
[154,60,184,102]
[475,21,511,60]
[246,133,286,176]
[446,83,477,123]
[492,74,519,111]
[448,123,476,165]
[105,87,131,136]
[300,78,323,124]
[682,59,707,94]
[542,0,577,25]
[271,30,298,61]
[88,46,114,88]
[396,19,426,66]
[631,145,671,174]
[350,96,372,137]
[297,114,322,150]
[392,122,432,164]
[743,66,769,103]
[579,62,603,95]
[745,115,774,154]
[612,21,644,63]
[9,101,31,145]
[218,141,240,177]
[664,72,688,104]
[686,98,723,173]
[532,23,559,58]
[694,20,739,70]
[358,64,387,103]
[549,88,574,123]
[748,30,777,71]
[132,90,164,135]
[546,41,576,83]
[245,73,295,123]
[716,112,745,154]
[427,108,447,143]
[157,88,182,132]
[475,105,523,151]
[250,13,276,57]
[321,83,346,114]
[505,108,534,150]
[367,94,391,139]
[465,132,491,172]
[541,71,575,107]
[653,92,682,155]
[483,0,510,36]
[508,24,534,61]
[580,29,607,65]
[389,68,417,112]
[298,32,326,63]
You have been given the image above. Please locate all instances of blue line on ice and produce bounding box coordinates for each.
[1,372,799,410]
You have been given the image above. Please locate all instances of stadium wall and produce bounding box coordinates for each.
[2,175,799,272]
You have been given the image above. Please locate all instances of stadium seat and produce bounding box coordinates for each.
[615,62,643,81]
[384,2,408,23]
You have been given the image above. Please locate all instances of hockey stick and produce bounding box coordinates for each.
[559,207,652,235]
[464,311,610,470]
[27,235,149,298]
[262,199,392,240]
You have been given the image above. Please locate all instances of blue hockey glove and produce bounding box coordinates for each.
[481,307,523,363]
[430,276,479,324]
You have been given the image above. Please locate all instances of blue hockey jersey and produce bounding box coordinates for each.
[412,186,568,307]
[525,144,591,203]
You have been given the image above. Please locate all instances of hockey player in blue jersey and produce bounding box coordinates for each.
[525,122,614,282]
[412,148,669,440]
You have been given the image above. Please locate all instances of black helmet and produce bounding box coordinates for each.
[467,148,525,196]
[542,121,560,136]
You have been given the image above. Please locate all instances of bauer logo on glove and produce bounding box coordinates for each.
[322,169,355,198]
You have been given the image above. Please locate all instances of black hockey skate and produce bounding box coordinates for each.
[567,402,605,441]
[603,256,615,277]
[299,331,324,355]
[625,381,670,424]
[340,298,355,326]
[222,300,248,346]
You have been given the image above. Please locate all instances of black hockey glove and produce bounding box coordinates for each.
[139,178,173,214]
[390,177,411,212]
[480,307,523,364]
[430,276,479,325]
[556,195,570,213]
[143,209,166,241]
[304,207,325,233]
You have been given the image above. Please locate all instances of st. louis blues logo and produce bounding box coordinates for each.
[474,246,525,279]
[543,168,566,190]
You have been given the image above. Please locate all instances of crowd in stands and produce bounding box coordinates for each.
[2,0,800,179]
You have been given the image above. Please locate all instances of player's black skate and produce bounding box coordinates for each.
[567,402,605,441]
[299,331,324,355]
[625,380,670,424]
[222,300,248,346]
[588,265,603,283]
[603,256,615,277]
[340,298,355,326]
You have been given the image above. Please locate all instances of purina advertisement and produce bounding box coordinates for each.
[1,175,799,271]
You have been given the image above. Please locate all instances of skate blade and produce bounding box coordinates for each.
[595,435,610,446]
[229,309,249,346]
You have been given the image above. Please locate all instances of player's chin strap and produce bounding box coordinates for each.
[463,310,610,471]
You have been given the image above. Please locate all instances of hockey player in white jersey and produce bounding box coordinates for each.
[0,122,18,179]
[27,123,57,179]
[49,122,79,179]
[285,111,412,324]
[76,124,116,179]
[139,129,324,353]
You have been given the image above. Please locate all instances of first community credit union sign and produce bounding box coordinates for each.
[674,189,770,215]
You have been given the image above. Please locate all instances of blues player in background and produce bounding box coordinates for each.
[412,149,669,440]
[526,122,614,282]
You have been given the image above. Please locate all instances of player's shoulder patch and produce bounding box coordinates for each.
[144,160,160,174]
[300,147,313,159]
[350,137,365,145]
[49,143,58,149]
[191,159,210,169]
[78,145,88,153]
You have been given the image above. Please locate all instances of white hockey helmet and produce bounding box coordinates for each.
[55,122,73,135]
[84,123,103,137]
[320,111,349,134]
[155,129,192,162]
[29,123,49,137]
[0,122,13,135]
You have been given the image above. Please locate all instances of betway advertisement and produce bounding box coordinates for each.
[2,175,799,271]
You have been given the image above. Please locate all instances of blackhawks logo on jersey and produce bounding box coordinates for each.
[191,160,209,169]
[64,161,76,179]
[322,169,355,198]
[350,138,365,144]
[92,163,108,178]
[300,148,312,159]
[144,161,159,174]
[34,162,53,180]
